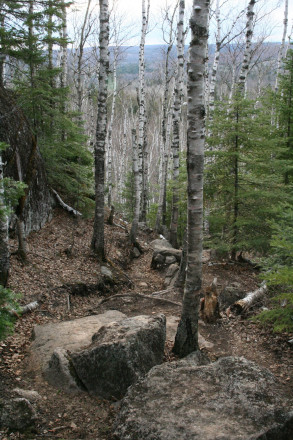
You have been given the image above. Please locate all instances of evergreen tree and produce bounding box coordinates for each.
[205,93,286,257]
[0,0,93,213]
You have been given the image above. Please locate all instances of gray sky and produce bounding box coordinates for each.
[69,0,293,46]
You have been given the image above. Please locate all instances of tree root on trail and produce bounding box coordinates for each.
[98,292,182,307]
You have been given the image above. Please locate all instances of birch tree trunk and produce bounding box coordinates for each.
[60,1,68,90]
[170,0,185,248]
[230,0,255,260]
[207,0,220,125]
[107,46,118,207]
[0,9,5,88]
[0,153,9,286]
[130,129,140,246]
[274,0,288,94]
[237,0,256,95]
[77,0,92,117]
[173,0,209,358]
[91,0,109,260]
[138,0,150,222]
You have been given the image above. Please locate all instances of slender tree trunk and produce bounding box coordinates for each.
[107,47,118,207]
[91,0,109,260]
[130,129,140,246]
[173,0,209,358]
[170,0,185,248]
[77,0,92,118]
[0,10,5,88]
[60,1,68,90]
[231,106,239,261]
[141,120,148,222]
[229,0,255,258]
[274,0,288,94]
[0,154,9,286]
[207,0,220,126]
[238,0,256,95]
[138,0,150,222]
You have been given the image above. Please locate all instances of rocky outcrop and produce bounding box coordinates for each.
[71,314,166,399]
[114,356,293,440]
[0,87,54,234]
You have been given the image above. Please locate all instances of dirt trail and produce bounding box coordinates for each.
[0,209,292,439]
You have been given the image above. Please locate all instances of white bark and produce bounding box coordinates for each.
[60,1,68,89]
[274,0,288,94]
[77,0,92,116]
[91,0,109,260]
[173,0,210,358]
[207,0,220,123]
[230,283,267,314]
[130,129,140,246]
[52,189,82,216]
[138,0,150,221]
[106,46,118,207]
[238,0,256,95]
[0,153,9,286]
[170,0,185,248]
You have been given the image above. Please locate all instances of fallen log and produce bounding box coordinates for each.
[229,282,267,315]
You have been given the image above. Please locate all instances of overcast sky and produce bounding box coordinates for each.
[69,0,293,46]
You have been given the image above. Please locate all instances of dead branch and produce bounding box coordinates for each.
[151,288,173,296]
[113,222,128,232]
[52,189,82,217]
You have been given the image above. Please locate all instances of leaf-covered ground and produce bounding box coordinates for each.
[0,208,292,439]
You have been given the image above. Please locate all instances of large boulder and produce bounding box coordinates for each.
[30,310,126,370]
[71,314,166,399]
[114,356,293,440]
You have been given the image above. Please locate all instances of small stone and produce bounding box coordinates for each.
[13,388,42,402]
[165,256,176,265]
[132,247,141,258]
[101,266,113,279]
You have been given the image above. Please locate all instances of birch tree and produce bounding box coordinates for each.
[130,129,140,247]
[155,1,178,234]
[170,0,185,248]
[60,0,69,90]
[91,0,109,259]
[173,0,210,358]
[138,0,150,223]
[0,152,9,287]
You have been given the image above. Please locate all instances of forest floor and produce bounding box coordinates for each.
[0,208,293,440]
